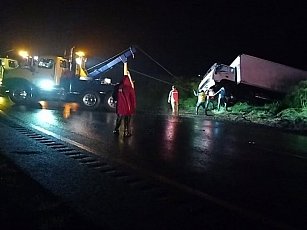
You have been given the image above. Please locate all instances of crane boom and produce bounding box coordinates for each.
[87,46,136,79]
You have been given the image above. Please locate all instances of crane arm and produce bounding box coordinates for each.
[87,46,136,79]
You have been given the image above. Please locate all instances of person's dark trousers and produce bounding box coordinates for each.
[124,116,131,136]
[114,115,123,132]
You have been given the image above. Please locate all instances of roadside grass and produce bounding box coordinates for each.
[211,102,307,131]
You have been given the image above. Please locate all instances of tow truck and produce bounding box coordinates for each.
[1,46,136,111]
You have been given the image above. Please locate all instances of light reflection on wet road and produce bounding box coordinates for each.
[1,99,307,228]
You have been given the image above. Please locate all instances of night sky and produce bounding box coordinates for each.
[1,0,306,77]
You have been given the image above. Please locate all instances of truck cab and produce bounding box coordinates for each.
[198,63,235,92]
[2,55,70,104]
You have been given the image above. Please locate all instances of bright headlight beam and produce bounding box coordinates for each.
[38,79,54,91]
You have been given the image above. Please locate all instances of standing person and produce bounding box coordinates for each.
[168,85,179,115]
[193,89,206,115]
[204,88,215,115]
[113,71,136,137]
[214,86,227,111]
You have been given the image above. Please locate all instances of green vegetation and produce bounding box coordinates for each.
[176,79,307,131]
[281,80,307,109]
[173,77,199,110]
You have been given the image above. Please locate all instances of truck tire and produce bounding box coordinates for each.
[80,91,101,110]
[9,86,31,105]
[103,91,116,112]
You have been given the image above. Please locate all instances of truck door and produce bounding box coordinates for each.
[0,58,19,85]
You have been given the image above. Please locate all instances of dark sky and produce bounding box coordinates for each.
[1,0,306,77]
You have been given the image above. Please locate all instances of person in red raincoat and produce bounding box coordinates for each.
[168,85,179,115]
[113,71,136,136]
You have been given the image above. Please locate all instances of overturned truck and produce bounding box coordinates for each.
[198,54,307,103]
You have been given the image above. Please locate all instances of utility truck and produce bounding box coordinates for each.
[198,54,307,102]
[1,47,136,111]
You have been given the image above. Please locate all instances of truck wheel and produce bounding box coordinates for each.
[80,91,101,110]
[9,87,30,104]
[103,91,116,112]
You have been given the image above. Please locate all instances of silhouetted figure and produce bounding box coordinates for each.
[113,72,136,137]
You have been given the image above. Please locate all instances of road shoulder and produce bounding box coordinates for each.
[0,152,101,230]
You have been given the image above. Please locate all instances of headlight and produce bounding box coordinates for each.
[37,79,55,91]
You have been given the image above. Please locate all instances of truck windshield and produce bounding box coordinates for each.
[216,64,229,72]
[38,58,54,69]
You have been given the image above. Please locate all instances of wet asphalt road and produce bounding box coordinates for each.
[0,100,306,229]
